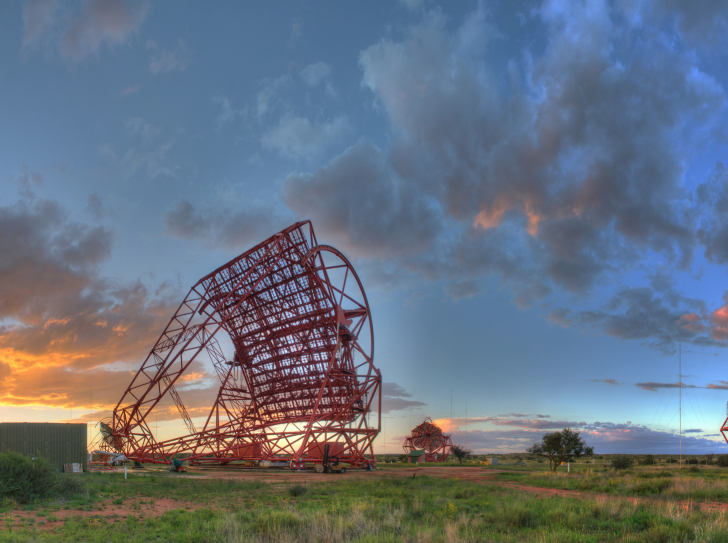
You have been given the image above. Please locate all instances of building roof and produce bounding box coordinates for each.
[407,449,425,458]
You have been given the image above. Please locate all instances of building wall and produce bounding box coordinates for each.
[0,423,87,472]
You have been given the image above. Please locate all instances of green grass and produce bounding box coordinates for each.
[2,467,728,541]
[494,465,728,501]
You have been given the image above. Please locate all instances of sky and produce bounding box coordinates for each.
[2,0,728,455]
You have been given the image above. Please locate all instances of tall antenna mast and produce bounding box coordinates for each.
[679,343,682,467]
[465,399,468,450]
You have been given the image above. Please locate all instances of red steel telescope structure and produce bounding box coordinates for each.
[109,221,381,469]
[402,417,453,462]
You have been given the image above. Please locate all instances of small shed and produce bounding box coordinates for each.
[407,449,426,464]
[484,457,498,466]
[0,423,87,472]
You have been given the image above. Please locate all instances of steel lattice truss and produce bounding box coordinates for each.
[402,417,453,462]
[111,221,381,469]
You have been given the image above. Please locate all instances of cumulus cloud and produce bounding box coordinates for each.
[163,199,290,252]
[379,382,426,413]
[550,274,727,353]
[300,62,331,87]
[0,186,180,411]
[153,1,728,355]
[262,114,350,159]
[697,165,728,268]
[270,1,727,351]
[282,139,442,258]
[23,0,148,60]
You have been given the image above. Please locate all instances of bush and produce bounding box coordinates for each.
[667,458,678,464]
[688,465,700,473]
[686,458,698,465]
[287,484,308,497]
[611,455,633,470]
[0,452,87,504]
[0,452,57,503]
[716,455,728,467]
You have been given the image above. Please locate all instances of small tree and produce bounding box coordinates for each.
[451,445,472,464]
[527,428,593,472]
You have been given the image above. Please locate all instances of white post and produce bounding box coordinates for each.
[568,461,570,473]
[124,465,127,480]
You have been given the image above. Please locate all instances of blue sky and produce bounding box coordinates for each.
[2,0,728,454]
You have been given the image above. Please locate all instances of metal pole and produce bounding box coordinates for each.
[680,344,682,467]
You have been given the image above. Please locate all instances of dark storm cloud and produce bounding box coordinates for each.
[379,381,427,413]
[163,199,290,252]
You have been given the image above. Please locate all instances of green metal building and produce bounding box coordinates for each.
[407,449,426,464]
[0,423,87,472]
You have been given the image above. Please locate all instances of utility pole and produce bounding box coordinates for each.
[679,344,682,467]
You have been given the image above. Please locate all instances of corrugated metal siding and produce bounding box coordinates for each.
[0,423,87,471]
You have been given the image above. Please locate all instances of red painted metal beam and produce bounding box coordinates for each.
[110,221,380,469]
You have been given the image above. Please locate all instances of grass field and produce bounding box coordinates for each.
[2,461,728,542]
